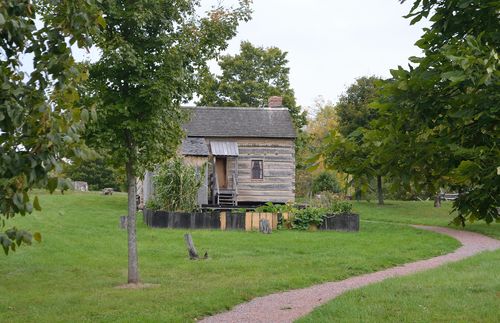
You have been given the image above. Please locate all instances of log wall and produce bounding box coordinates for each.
[205,137,295,203]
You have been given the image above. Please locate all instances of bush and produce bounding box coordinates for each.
[309,191,353,214]
[292,207,326,230]
[255,201,297,214]
[150,158,203,212]
[312,171,340,194]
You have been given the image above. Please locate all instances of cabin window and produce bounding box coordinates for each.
[251,160,263,179]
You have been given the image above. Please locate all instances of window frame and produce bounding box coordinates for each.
[251,160,264,180]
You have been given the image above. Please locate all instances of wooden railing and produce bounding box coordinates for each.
[214,172,220,204]
[232,170,238,206]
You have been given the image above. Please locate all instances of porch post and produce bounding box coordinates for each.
[234,157,238,206]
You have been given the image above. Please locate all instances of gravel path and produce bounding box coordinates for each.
[199,225,500,323]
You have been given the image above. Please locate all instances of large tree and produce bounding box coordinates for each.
[0,0,103,254]
[321,76,387,204]
[86,0,250,284]
[372,0,499,224]
[198,41,306,129]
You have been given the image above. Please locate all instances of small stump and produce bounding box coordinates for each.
[259,219,272,234]
[184,233,208,260]
[120,216,128,229]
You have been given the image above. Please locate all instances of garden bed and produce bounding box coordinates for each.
[319,213,359,231]
[143,209,359,232]
[143,209,221,229]
[143,209,282,231]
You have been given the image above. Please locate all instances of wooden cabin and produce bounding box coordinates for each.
[140,97,297,207]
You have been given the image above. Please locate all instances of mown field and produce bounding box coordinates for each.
[353,200,500,239]
[0,192,468,322]
[299,200,500,323]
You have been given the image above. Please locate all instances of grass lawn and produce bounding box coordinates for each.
[298,201,499,323]
[353,200,500,239]
[0,192,460,322]
[297,249,500,323]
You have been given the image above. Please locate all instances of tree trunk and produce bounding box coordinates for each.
[377,175,384,205]
[434,193,441,208]
[126,160,139,284]
[355,187,361,201]
[184,233,199,260]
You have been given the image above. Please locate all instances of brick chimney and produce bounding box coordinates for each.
[268,96,283,108]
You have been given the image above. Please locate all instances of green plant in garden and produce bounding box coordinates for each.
[256,202,297,214]
[0,0,103,254]
[309,192,353,214]
[151,158,204,212]
[255,202,281,213]
[293,207,326,230]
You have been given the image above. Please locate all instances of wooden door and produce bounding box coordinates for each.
[215,157,227,188]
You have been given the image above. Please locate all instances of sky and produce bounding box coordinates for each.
[200,0,429,113]
[73,0,429,113]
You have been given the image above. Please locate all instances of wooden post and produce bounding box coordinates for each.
[120,216,128,229]
[184,233,199,260]
[259,219,272,234]
[220,211,226,230]
[245,212,251,231]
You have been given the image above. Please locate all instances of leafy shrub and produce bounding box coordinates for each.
[292,207,326,230]
[312,171,340,194]
[310,191,353,214]
[255,202,297,213]
[255,202,298,230]
[150,158,203,212]
[145,198,162,211]
[255,202,280,213]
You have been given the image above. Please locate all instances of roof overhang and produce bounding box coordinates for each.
[210,141,239,156]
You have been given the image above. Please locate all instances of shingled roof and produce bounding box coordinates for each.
[180,137,209,156]
[182,107,297,139]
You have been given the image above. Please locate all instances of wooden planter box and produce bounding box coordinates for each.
[319,213,359,232]
[143,209,285,231]
[143,209,221,229]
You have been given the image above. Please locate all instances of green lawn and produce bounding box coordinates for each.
[353,200,500,239]
[297,249,500,323]
[0,192,460,322]
[298,201,499,323]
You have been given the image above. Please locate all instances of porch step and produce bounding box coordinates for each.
[217,191,237,206]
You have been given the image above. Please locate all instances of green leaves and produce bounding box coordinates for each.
[33,196,42,211]
[47,178,58,193]
[441,71,466,83]
[1,0,103,255]
[373,0,500,224]
[0,228,41,255]
[197,41,306,129]
[151,158,203,212]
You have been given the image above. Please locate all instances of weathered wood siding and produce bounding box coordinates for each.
[206,137,295,203]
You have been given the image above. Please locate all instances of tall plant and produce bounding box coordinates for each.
[151,159,203,212]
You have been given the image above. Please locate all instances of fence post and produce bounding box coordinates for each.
[220,211,226,230]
